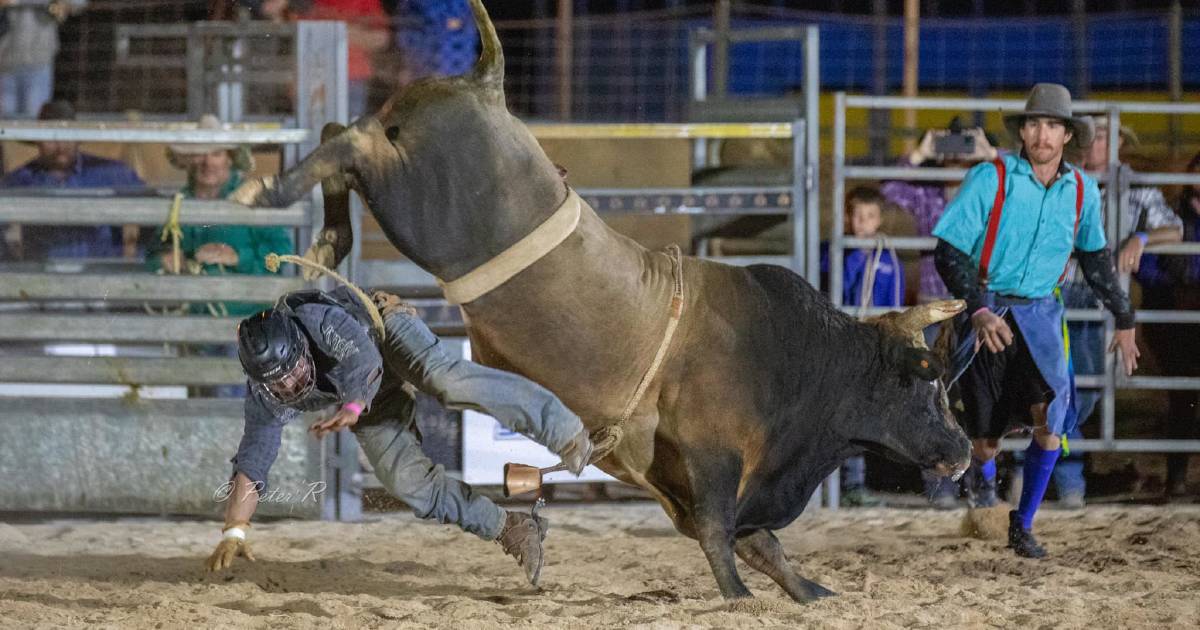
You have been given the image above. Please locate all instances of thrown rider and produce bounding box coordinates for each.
[205,286,594,585]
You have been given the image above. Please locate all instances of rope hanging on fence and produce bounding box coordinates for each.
[145,193,229,318]
[855,233,901,320]
[264,253,386,339]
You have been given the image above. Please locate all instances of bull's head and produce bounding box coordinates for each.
[849,300,972,479]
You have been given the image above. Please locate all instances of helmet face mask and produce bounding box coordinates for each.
[238,309,316,405]
[260,347,315,405]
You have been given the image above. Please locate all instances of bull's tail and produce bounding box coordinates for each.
[468,0,504,93]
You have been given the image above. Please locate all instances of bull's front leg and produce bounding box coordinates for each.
[734,529,835,603]
[685,456,752,600]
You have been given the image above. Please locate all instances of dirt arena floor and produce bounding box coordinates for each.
[2,502,1198,629]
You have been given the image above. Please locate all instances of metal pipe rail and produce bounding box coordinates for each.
[0,121,309,144]
[0,196,308,227]
[578,186,794,215]
[845,305,1200,325]
[833,92,1200,453]
[0,273,304,302]
[0,312,469,344]
[843,95,1200,116]
[0,357,243,386]
[0,314,240,344]
[526,122,794,139]
[841,236,1200,256]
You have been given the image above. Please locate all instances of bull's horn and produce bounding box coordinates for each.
[468,0,505,94]
[895,299,966,333]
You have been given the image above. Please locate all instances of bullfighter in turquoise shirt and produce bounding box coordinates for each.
[933,84,1139,558]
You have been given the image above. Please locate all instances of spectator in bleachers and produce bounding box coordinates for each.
[1137,150,1200,500]
[1054,116,1183,508]
[394,0,479,79]
[1,100,144,261]
[881,117,999,303]
[148,114,293,319]
[0,0,86,118]
[148,114,293,398]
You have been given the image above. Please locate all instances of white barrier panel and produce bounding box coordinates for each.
[458,341,615,486]
[461,411,616,486]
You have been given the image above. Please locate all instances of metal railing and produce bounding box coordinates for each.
[831,93,1200,454]
[0,121,317,516]
[0,123,311,380]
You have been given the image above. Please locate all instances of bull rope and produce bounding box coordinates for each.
[263,253,386,339]
[585,244,686,464]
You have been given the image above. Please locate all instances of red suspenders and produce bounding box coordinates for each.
[1059,168,1085,285]
[977,158,1084,287]
[977,158,1007,286]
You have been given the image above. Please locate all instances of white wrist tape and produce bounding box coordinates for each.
[222,527,246,541]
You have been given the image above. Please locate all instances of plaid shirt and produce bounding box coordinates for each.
[1061,166,1182,307]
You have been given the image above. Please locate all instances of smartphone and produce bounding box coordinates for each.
[934,132,976,156]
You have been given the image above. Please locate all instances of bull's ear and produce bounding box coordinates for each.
[898,347,944,381]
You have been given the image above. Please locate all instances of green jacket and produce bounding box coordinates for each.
[148,171,294,317]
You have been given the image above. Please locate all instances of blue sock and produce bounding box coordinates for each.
[1017,441,1061,531]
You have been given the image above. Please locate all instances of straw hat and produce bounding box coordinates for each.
[166,114,254,172]
[1003,83,1094,155]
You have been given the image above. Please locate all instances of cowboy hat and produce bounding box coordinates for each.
[166,114,254,172]
[1003,83,1094,154]
[1088,115,1140,148]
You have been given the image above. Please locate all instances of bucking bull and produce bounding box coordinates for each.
[231,0,971,602]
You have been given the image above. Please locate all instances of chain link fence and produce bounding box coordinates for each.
[35,2,1196,124]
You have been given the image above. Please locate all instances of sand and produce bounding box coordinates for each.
[2,503,1198,629]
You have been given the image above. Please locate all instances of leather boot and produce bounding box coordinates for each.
[495,509,549,586]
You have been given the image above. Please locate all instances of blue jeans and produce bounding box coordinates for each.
[842,455,866,490]
[0,64,53,118]
[353,309,585,540]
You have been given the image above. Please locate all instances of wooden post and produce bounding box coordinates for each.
[1071,0,1089,98]
[869,0,889,162]
[902,0,919,152]
[556,0,574,121]
[714,0,731,99]
[1168,0,1183,158]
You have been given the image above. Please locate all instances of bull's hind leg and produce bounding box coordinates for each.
[734,529,835,603]
[229,117,392,210]
[300,122,357,275]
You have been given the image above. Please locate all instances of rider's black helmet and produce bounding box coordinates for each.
[237,309,314,403]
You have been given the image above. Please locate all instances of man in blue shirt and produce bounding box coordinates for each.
[1,100,145,261]
[933,84,1139,558]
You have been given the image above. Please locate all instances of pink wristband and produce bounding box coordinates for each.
[343,402,364,416]
[972,306,991,317]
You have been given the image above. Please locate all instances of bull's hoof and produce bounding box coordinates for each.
[228,176,276,207]
[803,582,836,600]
